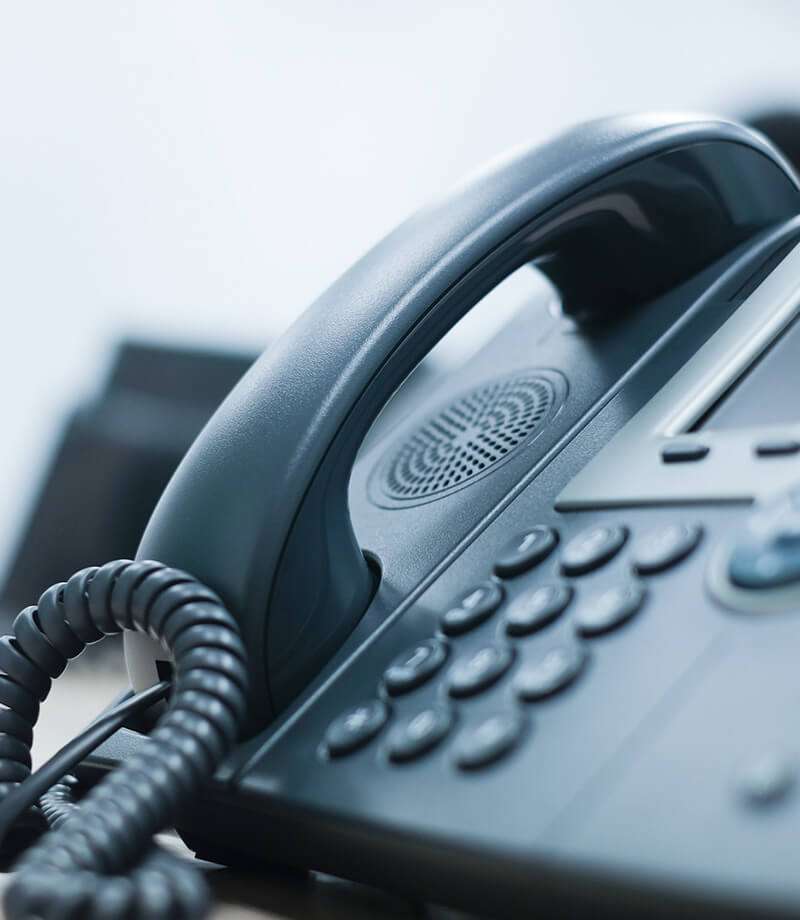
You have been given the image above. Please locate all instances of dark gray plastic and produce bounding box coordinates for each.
[134,113,799,724]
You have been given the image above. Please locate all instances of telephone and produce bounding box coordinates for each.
[4,112,800,918]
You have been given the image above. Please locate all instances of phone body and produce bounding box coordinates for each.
[104,115,800,918]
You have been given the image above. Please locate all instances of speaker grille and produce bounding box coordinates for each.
[373,371,564,507]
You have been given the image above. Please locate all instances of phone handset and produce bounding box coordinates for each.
[126,114,799,726]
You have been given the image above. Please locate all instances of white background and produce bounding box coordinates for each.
[1,1,798,574]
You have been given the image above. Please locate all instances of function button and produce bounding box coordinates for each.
[515,644,587,701]
[728,531,800,589]
[755,438,800,457]
[447,644,515,699]
[660,442,710,464]
[504,583,573,637]
[574,583,646,637]
[384,639,448,696]
[387,706,453,763]
[325,700,389,757]
[632,523,703,575]
[737,751,796,806]
[455,712,525,770]
[561,524,628,576]
[493,526,558,578]
[440,581,504,637]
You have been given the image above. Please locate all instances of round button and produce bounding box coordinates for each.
[447,644,515,698]
[561,525,628,576]
[738,751,795,806]
[325,700,389,757]
[387,706,454,763]
[632,523,702,575]
[455,712,525,770]
[504,583,573,637]
[574,583,646,637]
[493,526,558,578]
[515,644,587,701]
[440,581,504,637]
[384,639,448,696]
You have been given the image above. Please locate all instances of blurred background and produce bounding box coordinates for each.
[2,0,800,752]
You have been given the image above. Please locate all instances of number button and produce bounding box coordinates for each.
[383,639,448,696]
[440,581,504,636]
[455,712,525,770]
[561,525,628,576]
[515,644,587,701]
[632,523,702,574]
[494,526,558,578]
[387,706,454,763]
[574,583,646,637]
[325,700,389,757]
[447,644,514,698]
[504,583,573,637]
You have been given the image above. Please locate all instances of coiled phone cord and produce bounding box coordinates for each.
[0,559,249,919]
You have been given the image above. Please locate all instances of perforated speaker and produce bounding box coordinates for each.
[370,369,567,508]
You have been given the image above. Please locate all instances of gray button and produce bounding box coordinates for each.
[504,583,573,637]
[441,581,504,636]
[384,639,448,696]
[494,526,558,578]
[448,644,514,698]
[515,644,587,701]
[738,751,795,806]
[755,438,800,457]
[661,442,710,463]
[325,700,389,757]
[574,583,646,637]
[455,712,525,770]
[561,525,628,576]
[388,706,453,763]
[632,523,702,575]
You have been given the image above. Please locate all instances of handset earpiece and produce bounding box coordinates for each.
[125,113,800,728]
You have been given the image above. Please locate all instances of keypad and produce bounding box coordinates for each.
[325,700,389,757]
[455,712,526,770]
[387,706,454,763]
[493,526,558,578]
[561,524,628,576]
[632,523,702,575]
[515,644,587,701]
[384,639,448,696]
[574,583,646,637]
[447,644,515,698]
[440,581,504,636]
[504,583,573,637]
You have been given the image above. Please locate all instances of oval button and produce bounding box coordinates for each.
[325,700,389,757]
[515,644,587,701]
[388,706,454,763]
[574,583,646,637]
[447,644,514,698]
[384,639,448,696]
[440,581,504,637]
[455,712,525,770]
[561,525,628,576]
[494,526,558,578]
[504,583,573,637]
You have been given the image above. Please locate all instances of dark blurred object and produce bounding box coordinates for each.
[746,110,800,174]
[0,340,256,627]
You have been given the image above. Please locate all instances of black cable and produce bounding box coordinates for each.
[0,559,248,920]
[0,680,170,846]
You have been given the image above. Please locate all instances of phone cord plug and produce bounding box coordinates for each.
[0,559,248,920]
